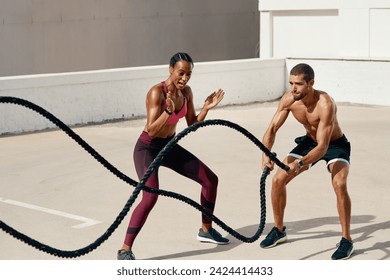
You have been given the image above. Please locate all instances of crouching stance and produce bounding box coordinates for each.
[260,63,353,260]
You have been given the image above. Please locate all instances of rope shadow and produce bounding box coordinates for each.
[144,229,251,260]
[269,214,390,260]
[280,214,389,260]
[146,215,390,260]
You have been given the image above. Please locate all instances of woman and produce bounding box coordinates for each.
[117,52,228,260]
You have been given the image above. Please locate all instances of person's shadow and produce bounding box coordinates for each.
[145,215,390,260]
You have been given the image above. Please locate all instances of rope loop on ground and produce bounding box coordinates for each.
[0,96,289,258]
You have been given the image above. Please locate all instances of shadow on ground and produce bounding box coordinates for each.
[146,215,390,260]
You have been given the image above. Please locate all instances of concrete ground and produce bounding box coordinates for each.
[1,102,389,260]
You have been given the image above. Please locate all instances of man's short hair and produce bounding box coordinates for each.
[290,63,315,83]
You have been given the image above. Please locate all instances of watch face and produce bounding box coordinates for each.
[298,160,303,167]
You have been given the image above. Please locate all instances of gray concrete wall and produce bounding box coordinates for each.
[0,0,259,76]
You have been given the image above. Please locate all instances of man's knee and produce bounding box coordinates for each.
[332,179,348,195]
[272,172,288,188]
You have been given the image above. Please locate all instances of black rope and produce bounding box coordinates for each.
[0,96,289,258]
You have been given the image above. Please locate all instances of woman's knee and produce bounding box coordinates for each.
[199,164,218,188]
[206,171,218,192]
[209,171,218,186]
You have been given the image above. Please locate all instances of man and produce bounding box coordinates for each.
[260,63,353,260]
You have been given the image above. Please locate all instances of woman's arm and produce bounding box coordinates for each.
[144,86,174,138]
[185,88,224,126]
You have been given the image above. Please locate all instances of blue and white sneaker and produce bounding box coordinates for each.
[197,228,230,245]
[331,238,354,260]
[260,226,287,248]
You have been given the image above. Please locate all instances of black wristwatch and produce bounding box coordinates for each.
[165,108,172,115]
[297,159,304,168]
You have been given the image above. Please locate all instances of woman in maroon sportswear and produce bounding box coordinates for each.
[117,52,228,260]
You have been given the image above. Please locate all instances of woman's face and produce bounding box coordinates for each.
[169,60,193,90]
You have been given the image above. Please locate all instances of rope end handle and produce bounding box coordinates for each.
[268,152,290,172]
[263,165,271,176]
[262,152,276,176]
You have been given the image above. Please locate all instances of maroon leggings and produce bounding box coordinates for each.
[123,131,218,247]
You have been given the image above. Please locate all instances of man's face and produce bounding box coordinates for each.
[289,74,313,101]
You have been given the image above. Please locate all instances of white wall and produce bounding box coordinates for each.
[0,58,285,135]
[286,58,390,106]
[259,0,390,59]
[258,1,390,107]
[2,56,389,135]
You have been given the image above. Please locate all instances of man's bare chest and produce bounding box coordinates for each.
[291,107,320,128]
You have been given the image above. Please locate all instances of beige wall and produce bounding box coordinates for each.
[0,0,259,76]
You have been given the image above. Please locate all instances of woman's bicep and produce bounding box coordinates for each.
[145,89,162,128]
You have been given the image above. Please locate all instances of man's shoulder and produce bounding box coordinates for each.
[279,91,294,106]
[317,90,336,105]
[317,90,332,99]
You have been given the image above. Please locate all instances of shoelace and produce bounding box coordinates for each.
[266,228,279,239]
[209,228,222,238]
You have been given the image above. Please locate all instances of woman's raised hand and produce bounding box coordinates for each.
[204,89,225,110]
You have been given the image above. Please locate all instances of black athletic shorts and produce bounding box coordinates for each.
[288,134,351,172]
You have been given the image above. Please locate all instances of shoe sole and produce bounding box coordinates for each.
[260,236,287,249]
[197,235,230,245]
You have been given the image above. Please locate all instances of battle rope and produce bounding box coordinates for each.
[0,96,289,258]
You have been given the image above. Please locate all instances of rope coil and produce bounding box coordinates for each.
[0,96,289,258]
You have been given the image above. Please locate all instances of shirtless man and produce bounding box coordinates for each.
[260,63,353,260]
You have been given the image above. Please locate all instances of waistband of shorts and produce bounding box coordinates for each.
[304,134,348,144]
[330,134,348,144]
[139,131,175,145]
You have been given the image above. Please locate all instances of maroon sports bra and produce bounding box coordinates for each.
[161,81,187,125]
